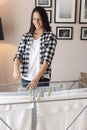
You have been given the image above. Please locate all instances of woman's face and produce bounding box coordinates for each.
[32,12,43,30]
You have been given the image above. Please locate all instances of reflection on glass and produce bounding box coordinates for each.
[84,30,87,37]
[59,30,70,37]
[38,0,49,5]
[85,0,87,18]
[59,0,72,18]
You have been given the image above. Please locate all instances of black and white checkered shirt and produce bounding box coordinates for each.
[14,31,57,79]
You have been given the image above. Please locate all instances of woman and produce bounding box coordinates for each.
[13,6,57,89]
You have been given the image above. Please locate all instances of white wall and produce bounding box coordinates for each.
[0,0,87,90]
[51,0,87,81]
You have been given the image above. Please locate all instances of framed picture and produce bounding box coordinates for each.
[56,27,73,40]
[54,0,77,23]
[81,27,87,40]
[46,10,52,23]
[79,0,87,23]
[35,0,52,7]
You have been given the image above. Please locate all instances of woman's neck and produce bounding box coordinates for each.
[34,28,44,34]
[33,29,44,40]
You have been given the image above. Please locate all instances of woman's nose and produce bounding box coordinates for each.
[36,19,40,22]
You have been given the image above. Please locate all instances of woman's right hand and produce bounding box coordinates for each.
[13,58,21,80]
[13,70,20,80]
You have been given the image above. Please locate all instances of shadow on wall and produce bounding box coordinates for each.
[0,43,18,92]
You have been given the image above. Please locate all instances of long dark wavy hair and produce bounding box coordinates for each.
[29,6,51,34]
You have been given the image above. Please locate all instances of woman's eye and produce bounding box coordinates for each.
[33,18,41,21]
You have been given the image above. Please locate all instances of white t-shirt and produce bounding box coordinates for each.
[22,38,40,80]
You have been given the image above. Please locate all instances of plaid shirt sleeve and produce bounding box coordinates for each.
[43,33,57,66]
[13,33,27,62]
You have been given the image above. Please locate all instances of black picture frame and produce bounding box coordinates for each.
[79,0,87,23]
[54,0,77,23]
[35,0,52,8]
[46,10,52,23]
[80,27,87,40]
[56,27,73,40]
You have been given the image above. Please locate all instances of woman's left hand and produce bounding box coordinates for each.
[27,62,48,89]
[26,78,39,89]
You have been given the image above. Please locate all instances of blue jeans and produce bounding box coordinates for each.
[22,77,50,88]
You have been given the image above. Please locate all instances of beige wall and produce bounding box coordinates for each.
[0,0,87,91]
